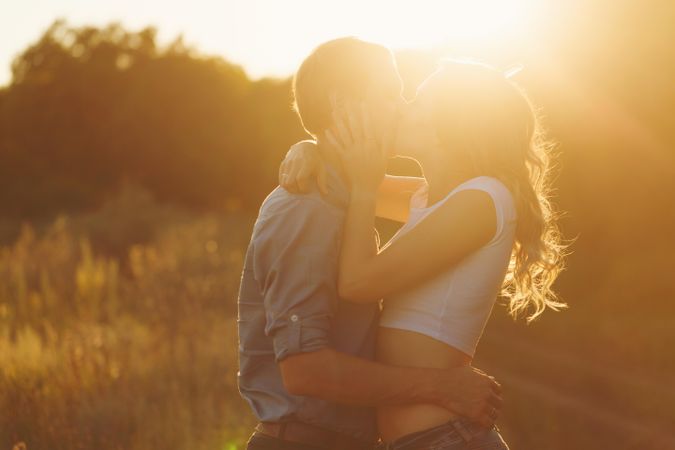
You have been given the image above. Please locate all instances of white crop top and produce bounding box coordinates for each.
[379,176,517,358]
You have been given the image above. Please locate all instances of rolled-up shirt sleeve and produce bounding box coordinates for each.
[252,196,342,362]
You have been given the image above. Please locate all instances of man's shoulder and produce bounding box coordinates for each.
[259,186,342,219]
[251,186,343,247]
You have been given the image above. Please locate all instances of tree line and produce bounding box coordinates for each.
[0,20,307,219]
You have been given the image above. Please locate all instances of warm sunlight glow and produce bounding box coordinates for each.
[2,0,545,85]
[2,0,672,448]
[226,0,542,78]
[360,0,533,45]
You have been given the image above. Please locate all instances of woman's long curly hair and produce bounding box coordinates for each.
[422,60,568,322]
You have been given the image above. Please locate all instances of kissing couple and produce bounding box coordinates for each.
[237,37,566,450]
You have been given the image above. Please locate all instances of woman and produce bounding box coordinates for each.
[279,60,567,450]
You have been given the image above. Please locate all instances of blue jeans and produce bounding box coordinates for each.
[376,418,509,450]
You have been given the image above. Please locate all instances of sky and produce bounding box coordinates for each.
[2,0,545,86]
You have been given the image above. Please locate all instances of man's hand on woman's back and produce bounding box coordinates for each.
[436,365,503,427]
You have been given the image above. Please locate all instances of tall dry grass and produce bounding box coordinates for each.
[0,195,257,449]
[3,185,674,450]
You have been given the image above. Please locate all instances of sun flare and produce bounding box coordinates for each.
[358,0,535,47]
[215,0,543,78]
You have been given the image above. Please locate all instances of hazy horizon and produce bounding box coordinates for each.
[2,0,543,87]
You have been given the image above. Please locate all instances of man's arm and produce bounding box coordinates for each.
[279,348,502,427]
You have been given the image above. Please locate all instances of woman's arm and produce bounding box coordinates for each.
[339,186,496,302]
[328,101,496,303]
[279,141,425,222]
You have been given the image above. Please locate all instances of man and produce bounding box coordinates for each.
[237,37,502,450]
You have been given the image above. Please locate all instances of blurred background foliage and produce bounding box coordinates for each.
[1,11,674,450]
[0,20,303,221]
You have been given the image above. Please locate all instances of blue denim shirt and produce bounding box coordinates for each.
[237,164,380,443]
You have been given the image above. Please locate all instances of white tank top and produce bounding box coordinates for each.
[379,176,517,357]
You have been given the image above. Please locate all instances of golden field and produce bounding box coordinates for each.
[2,187,674,450]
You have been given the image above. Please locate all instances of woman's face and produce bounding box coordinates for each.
[394,86,440,160]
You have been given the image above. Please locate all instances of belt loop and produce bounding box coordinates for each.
[279,422,287,440]
[450,419,474,443]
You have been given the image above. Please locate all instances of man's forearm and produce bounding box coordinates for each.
[281,347,502,426]
[281,348,441,407]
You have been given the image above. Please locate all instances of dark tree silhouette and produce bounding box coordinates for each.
[0,20,306,218]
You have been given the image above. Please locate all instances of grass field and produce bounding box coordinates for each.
[0,199,259,449]
[2,191,674,450]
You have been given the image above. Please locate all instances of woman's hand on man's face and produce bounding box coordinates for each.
[279,140,329,195]
[325,100,387,192]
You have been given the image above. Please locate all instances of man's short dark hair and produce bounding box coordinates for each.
[292,37,397,137]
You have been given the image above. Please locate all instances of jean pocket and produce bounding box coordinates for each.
[428,433,465,450]
[466,429,509,450]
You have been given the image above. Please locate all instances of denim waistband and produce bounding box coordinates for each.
[377,418,496,450]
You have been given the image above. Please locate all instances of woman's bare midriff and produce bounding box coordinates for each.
[376,326,472,443]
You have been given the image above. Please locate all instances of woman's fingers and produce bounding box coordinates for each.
[359,102,385,164]
[325,129,342,152]
[329,93,352,147]
[358,103,388,176]
[332,107,352,148]
[359,102,374,143]
[346,101,363,144]
[488,391,503,410]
